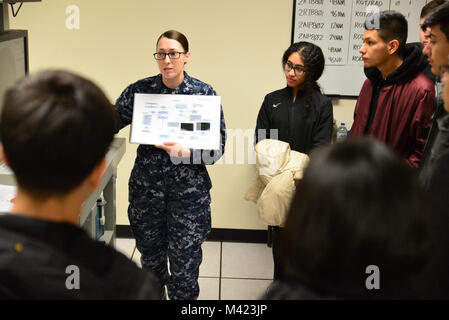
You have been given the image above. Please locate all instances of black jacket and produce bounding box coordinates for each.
[255,86,333,154]
[363,43,432,134]
[0,214,160,299]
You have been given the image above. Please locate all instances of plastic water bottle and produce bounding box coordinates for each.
[336,123,348,142]
[332,118,337,143]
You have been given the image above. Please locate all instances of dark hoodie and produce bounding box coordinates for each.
[350,43,435,168]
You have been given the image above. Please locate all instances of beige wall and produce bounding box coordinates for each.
[9,0,357,230]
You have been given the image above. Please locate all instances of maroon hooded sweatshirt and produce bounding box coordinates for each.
[349,44,435,168]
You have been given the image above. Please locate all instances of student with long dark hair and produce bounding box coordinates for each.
[265,138,432,299]
[255,41,333,280]
[0,70,159,299]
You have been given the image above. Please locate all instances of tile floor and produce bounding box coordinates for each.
[115,238,274,300]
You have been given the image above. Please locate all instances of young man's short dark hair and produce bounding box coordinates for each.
[421,0,447,18]
[365,10,408,57]
[423,2,449,40]
[0,70,116,198]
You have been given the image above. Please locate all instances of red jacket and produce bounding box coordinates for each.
[350,45,435,168]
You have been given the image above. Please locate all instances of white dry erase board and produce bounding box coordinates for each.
[291,0,431,96]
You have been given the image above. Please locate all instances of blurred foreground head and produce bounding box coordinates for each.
[280,137,431,298]
[0,70,116,199]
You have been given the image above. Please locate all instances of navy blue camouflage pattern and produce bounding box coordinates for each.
[115,72,226,300]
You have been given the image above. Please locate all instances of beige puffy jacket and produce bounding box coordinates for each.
[245,139,309,227]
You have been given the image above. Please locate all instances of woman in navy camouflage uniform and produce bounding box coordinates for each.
[115,30,226,300]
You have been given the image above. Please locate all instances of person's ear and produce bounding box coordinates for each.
[184,51,191,65]
[86,158,107,191]
[0,146,10,167]
[388,39,400,55]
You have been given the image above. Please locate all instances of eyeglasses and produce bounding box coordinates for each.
[284,61,306,76]
[153,51,186,60]
[440,64,449,79]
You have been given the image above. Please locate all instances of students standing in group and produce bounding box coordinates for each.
[115,30,226,300]
[350,11,435,169]
[254,41,333,280]
[418,0,447,83]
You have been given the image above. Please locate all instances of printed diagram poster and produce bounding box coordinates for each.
[130,94,221,150]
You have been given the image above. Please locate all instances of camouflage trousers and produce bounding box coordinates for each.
[128,190,211,300]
